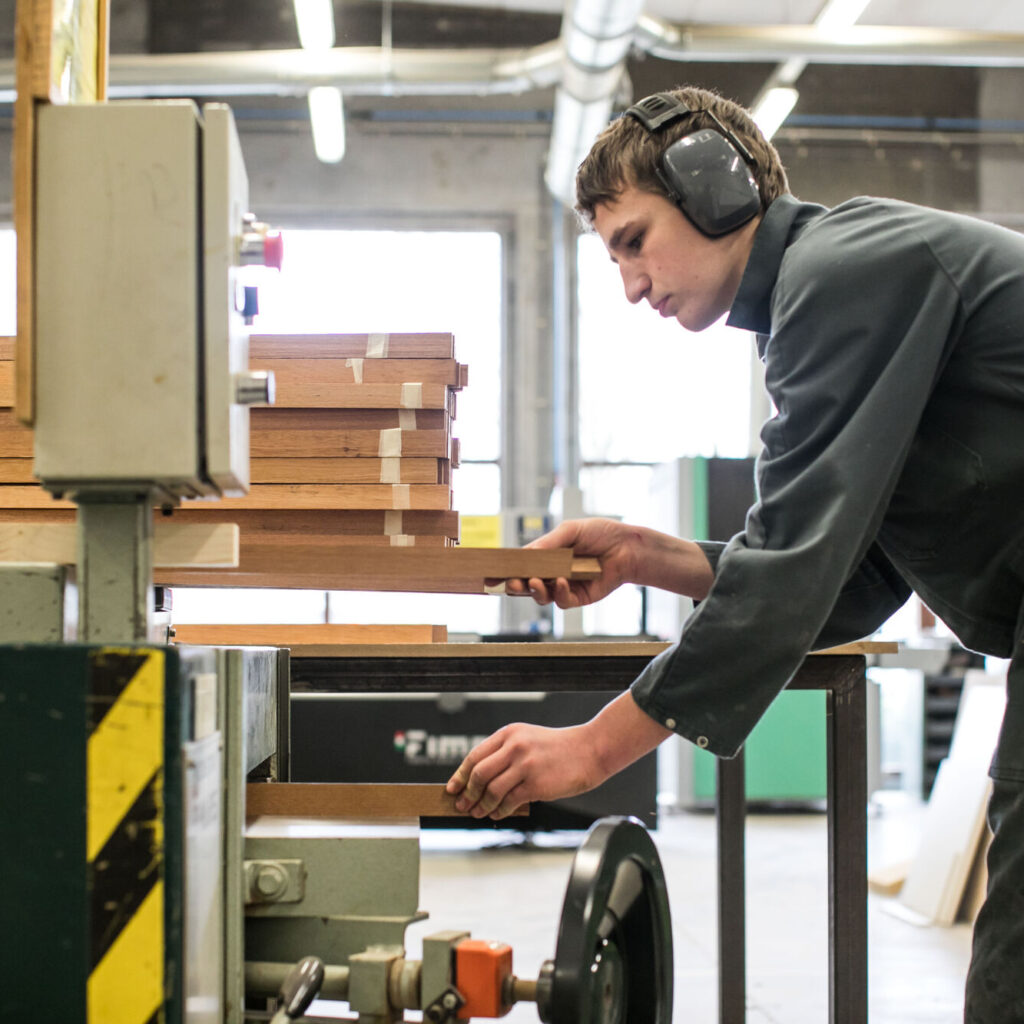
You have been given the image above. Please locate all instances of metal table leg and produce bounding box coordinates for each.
[716,655,869,1024]
[717,749,746,1024]
[826,670,869,1024]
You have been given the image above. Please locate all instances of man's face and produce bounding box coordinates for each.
[592,185,755,333]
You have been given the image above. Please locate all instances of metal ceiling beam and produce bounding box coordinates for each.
[3,24,1024,103]
[637,22,1024,67]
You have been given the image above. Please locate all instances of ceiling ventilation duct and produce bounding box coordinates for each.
[544,0,646,206]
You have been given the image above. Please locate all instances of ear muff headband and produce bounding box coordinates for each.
[624,92,762,238]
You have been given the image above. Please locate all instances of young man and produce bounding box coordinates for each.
[447,86,1024,1020]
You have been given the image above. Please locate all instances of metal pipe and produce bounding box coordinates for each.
[245,960,351,1001]
[635,20,1024,67]
[3,24,1024,105]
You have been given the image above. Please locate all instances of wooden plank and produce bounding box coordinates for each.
[246,782,525,820]
[264,382,451,410]
[0,338,14,361]
[251,334,455,360]
[200,545,599,579]
[0,459,37,483]
[257,358,463,390]
[13,0,42,423]
[188,484,452,511]
[14,0,108,424]
[0,485,74,509]
[172,623,448,646]
[0,521,240,567]
[252,408,448,431]
[155,549,602,592]
[0,361,13,406]
[168,508,461,539]
[0,408,36,457]
[284,640,897,659]
[251,458,444,485]
[250,427,449,459]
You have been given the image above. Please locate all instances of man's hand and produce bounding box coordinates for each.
[446,722,604,820]
[503,517,715,608]
[446,691,674,820]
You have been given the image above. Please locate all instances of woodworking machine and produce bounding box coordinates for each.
[1,643,674,1023]
[0,98,675,1023]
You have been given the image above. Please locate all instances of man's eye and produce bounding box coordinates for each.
[627,233,643,251]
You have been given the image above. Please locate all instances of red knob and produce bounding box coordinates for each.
[263,231,284,271]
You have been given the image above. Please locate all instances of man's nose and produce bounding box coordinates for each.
[620,265,648,305]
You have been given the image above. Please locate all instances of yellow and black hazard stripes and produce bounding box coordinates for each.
[86,648,167,1024]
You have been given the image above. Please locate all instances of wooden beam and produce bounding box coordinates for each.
[0,360,13,407]
[281,640,898,659]
[154,549,602,593]
[252,408,448,430]
[182,484,453,511]
[0,521,240,566]
[256,358,464,391]
[172,623,448,646]
[251,333,455,360]
[246,782,526,820]
[250,458,446,485]
[0,459,36,484]
[249,427,449,459]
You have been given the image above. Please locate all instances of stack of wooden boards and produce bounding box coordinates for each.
[2,333,601,593]
[1,332,463,542]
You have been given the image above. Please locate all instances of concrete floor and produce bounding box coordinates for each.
[397,794,973,1024]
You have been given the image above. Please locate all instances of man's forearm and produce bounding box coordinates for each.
[583,690,675,782]
[629,528,714,600]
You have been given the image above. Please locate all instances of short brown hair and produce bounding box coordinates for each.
[575,85,790,224]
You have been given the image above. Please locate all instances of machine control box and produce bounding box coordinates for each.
[32,100,275,498]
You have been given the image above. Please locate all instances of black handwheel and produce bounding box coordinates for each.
[536,816,673,1024]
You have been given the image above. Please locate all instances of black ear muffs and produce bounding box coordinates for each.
[624,93,762,238]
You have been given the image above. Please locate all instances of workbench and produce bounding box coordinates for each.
[290,639,891,1024]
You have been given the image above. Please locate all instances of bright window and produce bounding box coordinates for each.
[175,228,504,634]
[0,230,14,335]
[576,232,756,636]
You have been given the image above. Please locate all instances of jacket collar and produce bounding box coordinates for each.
[727,193,827,343]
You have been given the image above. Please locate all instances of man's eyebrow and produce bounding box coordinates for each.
[608,222,634,251]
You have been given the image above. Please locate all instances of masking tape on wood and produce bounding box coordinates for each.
[379,428,402,457]
[392,484,411,509]
[345,357,364,384]
[380,457,401,483]
[399,409,417,430]
[400,383,423,409]
[384,510,403,535]
[366,333,389,358]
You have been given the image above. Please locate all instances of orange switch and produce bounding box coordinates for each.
[455,939,513,1019]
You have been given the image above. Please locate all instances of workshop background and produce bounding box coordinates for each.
[2,2,1023,1021]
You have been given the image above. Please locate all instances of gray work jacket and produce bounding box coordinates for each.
[631,193,1024,758]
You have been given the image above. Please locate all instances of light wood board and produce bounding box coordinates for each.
[246,783,526,819]
[250,458,446,485]
[182,484,452,511]
[256,357,464,390]
[249,427,450,459]
[173,623,448,646]
[253,408,449,430]
[251,333,456,360]
[0,520,239,566]
[279,640,897,658]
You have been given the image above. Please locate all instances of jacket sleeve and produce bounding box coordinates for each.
[632,206,962,756]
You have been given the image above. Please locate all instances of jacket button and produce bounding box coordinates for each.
[696,736,709,749]
[664,717,676,729]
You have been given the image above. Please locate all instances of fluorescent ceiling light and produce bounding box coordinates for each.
[751,86,799,140]
[815,0,872,32]
[309,86,346,163]
[294,0,335,50]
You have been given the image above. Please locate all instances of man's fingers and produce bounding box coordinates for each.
[446,729,508,795]
[490,781,529,820]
